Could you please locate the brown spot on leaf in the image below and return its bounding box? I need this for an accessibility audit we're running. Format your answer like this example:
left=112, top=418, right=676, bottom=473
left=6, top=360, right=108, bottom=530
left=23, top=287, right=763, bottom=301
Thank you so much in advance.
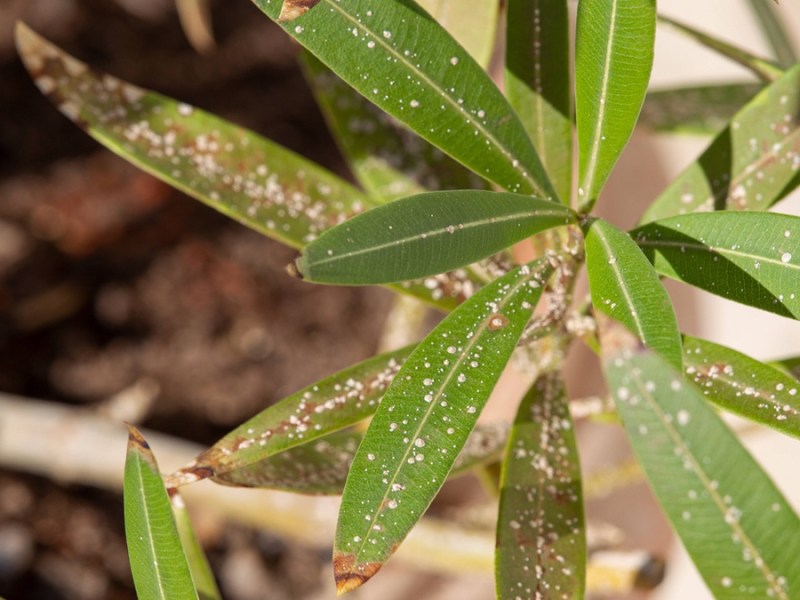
left=487, top=313, right=509, bottom=331
left=333, top=552, right=383, bottom=595
left=126, top=423, right=150, bottom=450
left=278, top=0, right=321, bottom=22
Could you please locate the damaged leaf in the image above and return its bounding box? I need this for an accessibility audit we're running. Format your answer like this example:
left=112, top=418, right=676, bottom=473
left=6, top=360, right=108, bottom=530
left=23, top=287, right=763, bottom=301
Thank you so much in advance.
left=496, top=372, right=585, bottom=600
left=278, top=0, right=321, bottom=22
left=167, top=346, right=413, bottom=487
left=334, top=256, right=556, bottom=593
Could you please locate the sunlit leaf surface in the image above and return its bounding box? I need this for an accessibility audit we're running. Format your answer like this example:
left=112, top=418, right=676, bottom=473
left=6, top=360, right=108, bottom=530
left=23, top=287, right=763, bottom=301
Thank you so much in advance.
left=585, top=219, right=682, bottom=369
left=334, top=257, right=556, bottom=593
left=167, top=346, right=413, bottom=487
left=634, top=212, right=800, bottom=319
left=505, top=0, right=572, bottom=203
left=295, top=190, right=575, bottom=285
left=124, top=426, right=198, bottom=600
left=601, top=322, right=800, bottom=600
left=575, top=0, right=655, bottom=207
left=213, top=423, right=508, bottom=494
left=684, top=336, right=800, bottom=439
left=251, top=0, right=557, bottom=200
left=641, top=65, right=800, bottom=222
left=496, top=372, right=585, bottom=600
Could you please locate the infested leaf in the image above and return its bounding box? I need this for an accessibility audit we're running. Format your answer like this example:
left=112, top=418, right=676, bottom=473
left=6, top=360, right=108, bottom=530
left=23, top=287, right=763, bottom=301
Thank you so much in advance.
left=505, top=0, right=572, bottom=204
left=213, top=423, right=508, bottom=495
left=640, top=64, right=800, bottom=222
left=496, top=372, right=585, bottom=600
left=633, top=212, right=800, bottom=319
left=300, top=52, right=489, bottom=203
left=659, top=15, right=783, bottom=82
left=251, top=0, right=558, bottom=200
left=640, top=83, right=763, bottom=135
left=334, top=256, right=556, bottom=593
left=575, top=0, right=656, bottom=209
left=585, top=218, right=682, bottom=369
left=600, top=320, right=800, bottom=600
left=294, top=190, right=575, bottom=285
left=124, top=426, right=198, bottom=600
left=683, top=336, right=800, bottom=439
left=171, top=493, right=221, bottom=600
left=167, top=346, right=414, bottom=487
left=14, top=23, right=465, bottom=311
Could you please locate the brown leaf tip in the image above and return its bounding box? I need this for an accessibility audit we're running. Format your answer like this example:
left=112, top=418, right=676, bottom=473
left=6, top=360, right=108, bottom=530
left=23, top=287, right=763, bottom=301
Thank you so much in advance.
left=278, top=0, right=321, bottom=22
left=126, top=423, right=150, bottom=450
left=333, top=553, right=383, bottom=595
left=285, top=258, right=304, bottom=280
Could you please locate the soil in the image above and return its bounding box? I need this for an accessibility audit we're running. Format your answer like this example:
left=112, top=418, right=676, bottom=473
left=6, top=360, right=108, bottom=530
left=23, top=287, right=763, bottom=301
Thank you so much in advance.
left=0, top=1, right=394, bottom=598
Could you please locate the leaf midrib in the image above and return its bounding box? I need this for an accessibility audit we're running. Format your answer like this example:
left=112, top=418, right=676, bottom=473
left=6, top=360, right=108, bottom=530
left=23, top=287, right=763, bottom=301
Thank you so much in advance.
left=309, top=207, right=569, bottom=268
left=131, top=455, right=171, bottom=600
left=637, top=237, right=800, bottom=272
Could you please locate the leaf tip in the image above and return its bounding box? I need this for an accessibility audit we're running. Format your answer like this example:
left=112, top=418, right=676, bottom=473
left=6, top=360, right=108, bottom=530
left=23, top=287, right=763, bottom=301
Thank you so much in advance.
left=126, top=423, right=150, bottom=450
left=14, top=21, right=41, bottom=64
left=333, top=552, right=382, bottom=595
left=278, top=0, right=321, bottom=22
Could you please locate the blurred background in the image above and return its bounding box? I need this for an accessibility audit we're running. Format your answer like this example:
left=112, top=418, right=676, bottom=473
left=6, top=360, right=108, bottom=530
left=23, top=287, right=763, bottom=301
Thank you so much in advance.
left=0, top=1, right=799, bottom=599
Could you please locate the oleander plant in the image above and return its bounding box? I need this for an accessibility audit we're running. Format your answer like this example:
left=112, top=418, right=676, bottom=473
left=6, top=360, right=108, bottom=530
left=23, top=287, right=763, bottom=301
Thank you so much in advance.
left=16, top=0, right=800, bottom=598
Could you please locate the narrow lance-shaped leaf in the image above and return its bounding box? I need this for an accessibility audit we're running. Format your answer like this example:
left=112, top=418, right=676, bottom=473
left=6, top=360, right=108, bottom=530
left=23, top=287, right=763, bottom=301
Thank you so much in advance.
left=124, top=426, right=198, bottom=600
left=575, top=0, right=655, bottom=210
left=171, top=493, right=221, bottom=600
left=633, top=212, right=800, bottom=319
left=600, top=320, right=800, bottom=600
left=294, top=190, right=575, bottom=285
left=166, top=346, right=414, bottom=487
left=300, top=52, right=489, bottom=204
left=683, top=336, right=800, bottom=440
left=505, top=0, right=572, bottom=203
left=251, top=0, right=558, bottom=200
left=585, top=218, right=682, bottom=369
left=659, top=16, right=783, bottom=82
left=334, top=256, right=557, bottom=593
left=747, top=0, right=798, bottom=68
left=415, top=0, right=500, bottom=69
left=496, top=372, right=585, bottom=600
left=639, top=83, right=763, bottom=136
left=13, top=24, right=466, bottom=311
left=213, top=423, right=508, bottom=495
left=640, top=64, right=800, bottom=222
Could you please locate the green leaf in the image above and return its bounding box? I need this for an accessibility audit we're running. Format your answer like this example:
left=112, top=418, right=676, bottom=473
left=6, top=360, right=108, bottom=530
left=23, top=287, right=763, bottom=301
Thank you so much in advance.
left=213, top=423, right=508, bottom=494
left=294, top=190, right=575, bottom=285
left=600, top=322, right=800, bottom=600
left=585, top=219, right=682, bottom=369
left=683, top=336, right=800, bottom=440
left=640, top=64, right=800, bottom=223
left=747, top=0, right=797, bottom=68
left=496, top=372, right=585, bottom=600
left=251, top=0, right=558, bottom=200
left=659, top=16, right=784, bottom=82
left=505, top=0, right=572, bottom=203
left=633, top=212, right=800, bottom=319
left=300, top=52, right=489, bottom=203
left=415, top=0, right=500, bottom=68
left=171, top=493, right=221, bottom=600
left=124, top=426, right=198, bottom=600
left=333, top=257, right=555, bottom=593
left=167, top=346, right=414, bottom=487
left=13, top=23, right=468, bottom=311
left=640, top=83, right=763, bottom=135
left=575, top=0, right=656, bottom=209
